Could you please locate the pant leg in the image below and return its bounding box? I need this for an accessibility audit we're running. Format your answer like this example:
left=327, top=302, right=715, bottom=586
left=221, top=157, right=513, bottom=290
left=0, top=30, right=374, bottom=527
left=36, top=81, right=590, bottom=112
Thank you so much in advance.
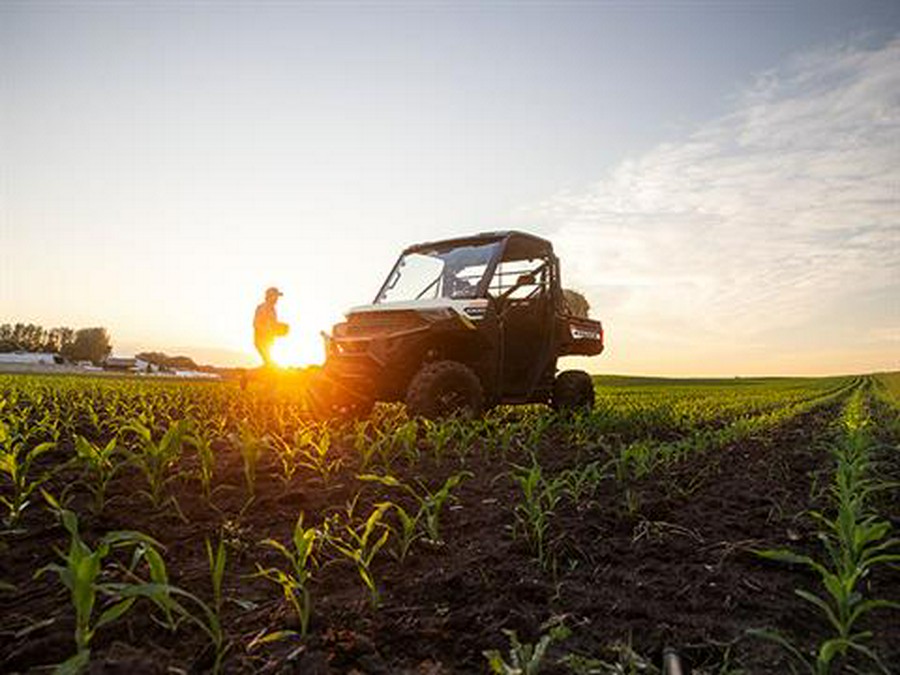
left=255, top=338, right=274, bottom=367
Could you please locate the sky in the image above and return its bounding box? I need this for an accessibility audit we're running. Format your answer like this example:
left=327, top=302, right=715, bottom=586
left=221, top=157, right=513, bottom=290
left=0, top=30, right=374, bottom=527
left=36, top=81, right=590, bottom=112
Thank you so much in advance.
left=1, top=1, right=898, bottom=376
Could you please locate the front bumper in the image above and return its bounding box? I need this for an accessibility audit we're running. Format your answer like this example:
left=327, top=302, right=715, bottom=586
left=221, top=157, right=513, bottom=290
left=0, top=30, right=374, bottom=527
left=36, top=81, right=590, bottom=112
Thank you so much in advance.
left=321, top=324, right=431, bottom=398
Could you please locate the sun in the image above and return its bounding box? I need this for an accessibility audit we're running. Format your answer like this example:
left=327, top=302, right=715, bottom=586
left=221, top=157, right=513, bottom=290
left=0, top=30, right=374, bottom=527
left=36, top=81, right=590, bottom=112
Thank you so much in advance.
left=269, top=329, right=325, bottom=368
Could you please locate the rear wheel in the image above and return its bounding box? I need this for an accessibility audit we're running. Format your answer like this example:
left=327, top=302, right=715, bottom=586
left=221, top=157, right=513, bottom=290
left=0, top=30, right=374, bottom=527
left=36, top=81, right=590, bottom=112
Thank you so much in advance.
left=406, top=360, right=484, bottom=420
left=552, top=370, right=595, bottom=412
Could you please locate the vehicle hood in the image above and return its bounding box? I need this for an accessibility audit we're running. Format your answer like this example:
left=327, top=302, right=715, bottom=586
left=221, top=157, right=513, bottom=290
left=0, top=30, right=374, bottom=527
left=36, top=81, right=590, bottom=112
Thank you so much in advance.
left=346, top=298, right=489, bottom=317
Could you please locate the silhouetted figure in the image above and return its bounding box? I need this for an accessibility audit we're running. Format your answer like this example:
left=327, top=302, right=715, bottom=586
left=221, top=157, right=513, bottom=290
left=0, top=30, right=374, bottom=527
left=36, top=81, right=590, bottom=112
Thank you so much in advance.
left=254, top=287, right=289, bottom=367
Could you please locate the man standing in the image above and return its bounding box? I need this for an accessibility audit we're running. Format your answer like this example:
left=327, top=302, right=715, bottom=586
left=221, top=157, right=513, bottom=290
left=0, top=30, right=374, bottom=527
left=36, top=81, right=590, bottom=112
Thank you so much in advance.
left=254, top=286, right=289, bottom=367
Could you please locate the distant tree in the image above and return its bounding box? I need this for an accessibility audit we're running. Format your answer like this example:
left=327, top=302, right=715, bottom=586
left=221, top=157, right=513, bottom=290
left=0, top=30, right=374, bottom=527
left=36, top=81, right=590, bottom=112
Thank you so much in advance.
left=2, top=323, right=44, bottom=351
left=0, top=323, right=79, bottom=354
left=136, top=351, right=199, bottom=371
left=0, top=324, right=13, bottom=352
left=168, top=355, right=200, bottom=370
left=63, top=327, right=112, bottom=365
left=56, top=327, right=75, bottom=354
left=29, top=324, right=46, bottom=351
left=563, top=289, right=591, bottom=318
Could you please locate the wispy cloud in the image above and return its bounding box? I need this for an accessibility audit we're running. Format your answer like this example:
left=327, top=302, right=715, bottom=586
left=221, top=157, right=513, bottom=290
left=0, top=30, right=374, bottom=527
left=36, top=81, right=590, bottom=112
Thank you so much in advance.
left=527, top=36, right=900, bottom=374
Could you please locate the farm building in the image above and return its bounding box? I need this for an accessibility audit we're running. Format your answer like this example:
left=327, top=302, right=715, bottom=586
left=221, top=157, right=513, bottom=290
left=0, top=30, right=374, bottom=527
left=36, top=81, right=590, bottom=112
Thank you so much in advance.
left=103, top=356, right=137, bottom=371
left=0, top=352, right=63, bottom=365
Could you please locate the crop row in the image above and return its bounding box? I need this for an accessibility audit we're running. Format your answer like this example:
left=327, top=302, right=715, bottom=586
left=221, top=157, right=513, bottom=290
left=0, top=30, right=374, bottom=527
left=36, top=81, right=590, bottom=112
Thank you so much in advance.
left=753, top=380, right=899, bottom=674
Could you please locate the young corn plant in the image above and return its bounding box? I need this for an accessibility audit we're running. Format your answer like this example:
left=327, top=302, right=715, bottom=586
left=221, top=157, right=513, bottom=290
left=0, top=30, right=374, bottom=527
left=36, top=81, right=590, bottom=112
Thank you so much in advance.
left=0, top=420, right=56, bottom=525
left=752, top=543, right=898, bottom=674
left=350, top=419, right=380, bottom=471
left=201, top=536, right=231, bottom=672
left=121, top=417, right=188, bottom=508
left=367, top=426, right=400, bottom=471
left=323, top=503, right=391, bottom=608
left=484, top=417, right=519, bottom=459
left=510, top=457, right=565, bottom=570
left=299, top=424, right=343, bottom=484
left=557, top=460, right=604, bottom=504
left=382, top=500, right=420, bottom=562
left=121, top=537, right=230, bottom=674
left=358, top=470, right=472, bottom=545
left=73, top=435, right=121, bottom=514
left=35, top=508, right=173, bottom=673
left=228, top=422, right=267, bottom=499
left=609, top=441, right=658, bottom=516
left=268, top=429, right=304, bottom=483
left=255, top=513, right=318, bottom=636
left=523, top=414, right=553, bottom=455
left=390, top=419, right=421, bottom=465
left=186, top=425, right=217, bottom=500
left=453, top=420, right=484, bottom=462
left=422, top=418, right=458, bottom=465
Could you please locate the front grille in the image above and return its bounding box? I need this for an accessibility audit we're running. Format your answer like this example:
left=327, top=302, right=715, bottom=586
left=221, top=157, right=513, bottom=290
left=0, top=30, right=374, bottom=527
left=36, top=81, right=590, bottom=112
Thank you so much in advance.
left=345, top=311, right=423, bottom=336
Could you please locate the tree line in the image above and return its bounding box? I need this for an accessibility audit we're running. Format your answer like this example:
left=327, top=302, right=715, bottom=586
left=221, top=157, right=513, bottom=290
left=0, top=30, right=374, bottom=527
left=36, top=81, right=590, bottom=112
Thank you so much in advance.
left=0, top=323, right=112, bottom=364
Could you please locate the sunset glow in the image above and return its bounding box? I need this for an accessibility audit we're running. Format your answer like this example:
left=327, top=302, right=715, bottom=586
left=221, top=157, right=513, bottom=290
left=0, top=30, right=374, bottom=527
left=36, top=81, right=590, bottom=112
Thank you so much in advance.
left=269, top=327, right=326, bottom=369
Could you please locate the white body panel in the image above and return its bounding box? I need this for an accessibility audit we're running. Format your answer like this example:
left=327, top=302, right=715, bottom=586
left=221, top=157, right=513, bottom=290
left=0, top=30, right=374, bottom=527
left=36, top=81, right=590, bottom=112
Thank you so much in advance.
left=347, top=298, right=489, bottom=316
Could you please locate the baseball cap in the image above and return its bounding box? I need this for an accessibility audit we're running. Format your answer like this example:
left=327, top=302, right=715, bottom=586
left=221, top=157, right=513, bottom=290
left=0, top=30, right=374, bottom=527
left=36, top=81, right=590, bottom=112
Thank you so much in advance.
left=265, top=286, right=283, bottom=297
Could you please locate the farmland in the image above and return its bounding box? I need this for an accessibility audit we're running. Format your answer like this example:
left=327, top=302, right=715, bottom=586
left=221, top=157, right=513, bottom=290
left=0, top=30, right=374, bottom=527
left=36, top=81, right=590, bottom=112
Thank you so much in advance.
left=1, top=372, right=898, bottom=674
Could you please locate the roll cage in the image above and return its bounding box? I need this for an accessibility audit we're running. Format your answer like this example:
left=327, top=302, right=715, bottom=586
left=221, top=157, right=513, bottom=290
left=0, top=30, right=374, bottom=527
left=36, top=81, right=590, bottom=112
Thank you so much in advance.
left=374, top=231, right=560, bottom=306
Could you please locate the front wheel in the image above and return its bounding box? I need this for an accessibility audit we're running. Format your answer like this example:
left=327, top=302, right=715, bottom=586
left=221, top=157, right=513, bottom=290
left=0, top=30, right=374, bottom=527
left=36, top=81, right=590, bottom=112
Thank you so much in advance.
left=552, top=370, right=595, bottom=412
left=406, top=360, right=484, bottom=420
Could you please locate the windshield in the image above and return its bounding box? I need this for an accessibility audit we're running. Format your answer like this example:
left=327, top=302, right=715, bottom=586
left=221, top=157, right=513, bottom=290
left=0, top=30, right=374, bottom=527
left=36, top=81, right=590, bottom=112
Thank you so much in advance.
left=376, top=241, right=502, bottom=303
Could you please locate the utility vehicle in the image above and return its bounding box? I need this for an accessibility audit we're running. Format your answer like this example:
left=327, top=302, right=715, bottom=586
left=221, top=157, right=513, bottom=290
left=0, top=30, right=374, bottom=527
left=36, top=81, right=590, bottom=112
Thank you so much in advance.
left=311, top=231, right=603, bottom=419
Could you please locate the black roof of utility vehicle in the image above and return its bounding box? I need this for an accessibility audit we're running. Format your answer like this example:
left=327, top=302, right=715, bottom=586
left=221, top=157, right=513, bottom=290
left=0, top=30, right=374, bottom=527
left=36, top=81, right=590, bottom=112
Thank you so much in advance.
left=404, top=231, right=553, bottom=261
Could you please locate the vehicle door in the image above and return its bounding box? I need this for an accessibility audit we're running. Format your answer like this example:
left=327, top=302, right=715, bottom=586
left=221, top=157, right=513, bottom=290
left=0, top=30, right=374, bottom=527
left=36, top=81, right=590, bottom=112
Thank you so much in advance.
left=488, top=254, right=555, bottom=395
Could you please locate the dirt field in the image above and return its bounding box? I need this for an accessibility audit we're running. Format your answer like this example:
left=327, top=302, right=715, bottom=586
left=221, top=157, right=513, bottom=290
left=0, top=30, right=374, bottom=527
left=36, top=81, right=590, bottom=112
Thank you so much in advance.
left=1, top=375, right=898, bottom=674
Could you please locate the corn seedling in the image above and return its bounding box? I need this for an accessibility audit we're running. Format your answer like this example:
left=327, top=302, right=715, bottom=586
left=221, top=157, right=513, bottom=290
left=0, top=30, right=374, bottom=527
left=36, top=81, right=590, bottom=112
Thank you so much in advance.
left=557, top=460, right=604, bottom=504
left=121, top=417, right=188, bottom=508
left=0, top=419, right=56, bottom=525
left=117, top=535, right=229, bottom=672
left=35, top=508, right=172, bottom=673
left=350, top=419, right=380, bottom=471
left=228, top=421, right=266, bottom=498
left=73, top=435, right=121, bottom=514
left=510, top=457, right=564, bottom=570
left=358, top=470, right=471, bottom=545
left=485, top=418, right=519, bottom=459
left=422, top=418, right=458, bottom=465
left=384, top=500, right=420, bottom=562
left=520, top=414, right=553, bottom=456
left=299, top=424, right=342, bottom=484
left=324, top=503, right=391, bottom=608
left=200, top=536, right=231, bottom=671
left=186, top=426, right=217, bottom=500
left=255, top=513, right=318, bottom=636
left=268, top=429, right=304, bottom=483
left=391, top=419, right=420, bottom=464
